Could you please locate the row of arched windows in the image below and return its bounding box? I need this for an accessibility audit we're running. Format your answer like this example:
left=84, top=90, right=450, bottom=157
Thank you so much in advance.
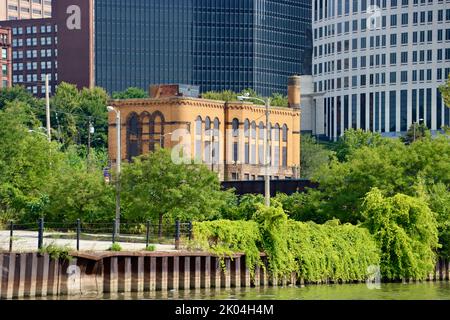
left=126, top=111, right=165, bottom=161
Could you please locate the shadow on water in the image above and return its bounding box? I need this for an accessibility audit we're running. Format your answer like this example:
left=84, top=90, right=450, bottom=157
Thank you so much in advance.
left=27, top=282, right=450, bottom=300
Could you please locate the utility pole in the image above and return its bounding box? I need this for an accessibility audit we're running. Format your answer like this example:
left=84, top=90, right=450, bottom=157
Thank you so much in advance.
left=45, top=74, right=51, bottom=142
left=107, top=106, right=121, bottom=238
left=87, top=117, right=93, bottom=169
left=264, top=98, right=271, bottom=207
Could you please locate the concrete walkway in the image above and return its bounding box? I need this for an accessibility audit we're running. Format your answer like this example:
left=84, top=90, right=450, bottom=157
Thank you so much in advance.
left=0, top=230, right=176, bottom=252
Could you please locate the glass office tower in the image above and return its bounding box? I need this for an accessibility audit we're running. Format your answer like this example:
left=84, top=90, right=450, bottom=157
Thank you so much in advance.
left=312, top=0, right=450, bottom=140
left=94, top=0, right=312, bottom=96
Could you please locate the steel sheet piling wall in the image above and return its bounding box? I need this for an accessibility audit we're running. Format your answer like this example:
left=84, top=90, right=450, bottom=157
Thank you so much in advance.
left=1, top=252, right=449, bottom=299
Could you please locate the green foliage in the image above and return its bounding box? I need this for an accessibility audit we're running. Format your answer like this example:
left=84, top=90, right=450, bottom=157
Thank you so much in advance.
left=439, top=73, right=450, bottom=108
left=201, top=89, right=289, bottom=107
left=43, top=147, right=115, bottom=224
left=202, top=90, right=238, bottom=102
left=401, top=122, right=430, bottom=145
left=221, top=194, right=264, bottom=221
left=300, top=134, right=334, bottom=179
left=306, top=133, right=450, bottom=224
left=0, top=103, right=65, bottom=221
left=334, top=129, right=385, bottom=162
left=110, top=243, right=122, bottom=252
left=362, top=188, right=439, bottom=280
left=39, top=244, right=73, bottom=261
left=51, top=83, right=109, bottom=150
left=193, top=204, right=380, bottom=282
left=112, top=87, right=148, bottom=99
left=121, top=148, right=230, bottom=223
left=274, top=191, right=330, bottom=223
left=191, top=220, right=262, bottom=275
left=0, top=86, right=44, bottom=113
left=422, top=183, right=450, bottom=259
left=145, top=245, right=156, bottom=252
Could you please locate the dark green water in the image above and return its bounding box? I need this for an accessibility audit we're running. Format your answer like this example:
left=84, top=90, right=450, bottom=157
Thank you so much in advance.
left=53, top=282, right=450, bottom=300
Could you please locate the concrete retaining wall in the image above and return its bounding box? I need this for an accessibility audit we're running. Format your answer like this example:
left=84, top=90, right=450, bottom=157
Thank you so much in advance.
left=1, top=252, right=449, bottom=299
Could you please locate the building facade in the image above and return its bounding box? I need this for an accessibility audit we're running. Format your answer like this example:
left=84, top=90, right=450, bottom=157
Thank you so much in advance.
left=2, top=0, right=312, bottom=97
left=0, top=0, right=52, bottom=21
left=313, top=0, right=450, bottom=140
left=95, top=0, right=312, bottom=96
left=108, top=78, right=302, bottom=181
left=0, top=0, right=94, bottom=97
left=0, top=27, right=12, bottom=89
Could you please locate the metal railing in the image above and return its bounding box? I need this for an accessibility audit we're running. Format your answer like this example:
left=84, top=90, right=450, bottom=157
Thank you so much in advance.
left=0, top=219, right=193, bottom=252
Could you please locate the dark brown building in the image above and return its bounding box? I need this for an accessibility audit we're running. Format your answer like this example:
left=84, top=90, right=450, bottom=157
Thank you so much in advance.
left=0, top=0, right=94, bottom=97
left=0, top=27, right=12, bottom=89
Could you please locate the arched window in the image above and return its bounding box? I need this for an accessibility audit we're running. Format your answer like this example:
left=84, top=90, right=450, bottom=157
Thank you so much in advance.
left=259, top=122, right=265, bottom=140
left=213, top=118, right=220, bottom=164
left=205, top=117, right=211, bottom=131
left=204, top=117, right=212, bottom=163
left=258, top=122, right=264, bottom=165
left=251, top=121, right=257, bottom=139
left=244, top=119, right=250, bottom=137
left=274, top=124, right=280, bottom=142
left=126, top=112, right=141, bottom=161
left=195, top=116, right=203, bottom=136
left=251, top=122, right=257, bottom=164
left=195, top=116, right=202, bottom=160
left=232, top=118, right=239, bottom=137
left=140, top=112, right=151, bottom=152
left=150, top=111, right=165, bottom=151
left=282, top=124, right=288, bottom=142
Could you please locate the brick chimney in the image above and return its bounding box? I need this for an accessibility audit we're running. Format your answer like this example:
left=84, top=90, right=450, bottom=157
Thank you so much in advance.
left=288, top=75, right=301, bottom=109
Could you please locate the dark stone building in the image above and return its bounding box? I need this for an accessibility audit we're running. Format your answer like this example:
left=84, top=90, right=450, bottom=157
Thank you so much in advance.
left=1, top=0, right=312, bottom=97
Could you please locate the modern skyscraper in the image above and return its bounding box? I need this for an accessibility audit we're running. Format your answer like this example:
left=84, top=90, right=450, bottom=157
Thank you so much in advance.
left=95, top=0, right=312, bottom=96
left=0, top=0, right=52, bottom=21
left=1, top=0, right=312, bottom=97
left=312, top=0, right=450, bottom=140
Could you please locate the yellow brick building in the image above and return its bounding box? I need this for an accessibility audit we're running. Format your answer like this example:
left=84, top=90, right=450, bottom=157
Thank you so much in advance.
left=108, top=77, right=302, bottom=181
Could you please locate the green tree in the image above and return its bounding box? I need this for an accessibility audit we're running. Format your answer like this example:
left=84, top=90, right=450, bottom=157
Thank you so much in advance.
left=401, top=122, right=430, bottom=145
left=51, top=82, right=109, bottom=150
left=0, top=86, right=44, bottom=111
left=121, top=149, right=230, bottom=234
left=112, top=87, right=148, bottom=99
left=274, top=191, right=330, bottom=223
left=439, top=73, right=450, bottom=108
left=43, top=147, right=114, bottom=223
left=300, top=134, right=334, bottom=178
left=0, top=102, right=65, bottom=222
left=362, top=188, right=438, bottom=280
left=221, top=194, right=264, bottom=221
left=334, top=129, right=385, bottom=162
left=78, top=87, right=109, bottom=150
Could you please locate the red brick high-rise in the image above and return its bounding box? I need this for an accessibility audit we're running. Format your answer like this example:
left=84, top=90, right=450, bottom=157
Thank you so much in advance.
left=0, top=27, right=12, bottom=89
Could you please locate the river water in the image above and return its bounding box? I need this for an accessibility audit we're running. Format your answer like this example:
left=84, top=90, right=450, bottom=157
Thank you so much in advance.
left=46, top=282, right=450, bottom=300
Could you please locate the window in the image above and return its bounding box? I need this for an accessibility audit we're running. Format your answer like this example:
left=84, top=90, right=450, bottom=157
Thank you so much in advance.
left=232, top=119, right=239, bottom=137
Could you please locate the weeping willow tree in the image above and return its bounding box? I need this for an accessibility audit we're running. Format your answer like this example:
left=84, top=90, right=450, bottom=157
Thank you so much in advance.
left=362, top=188, right=439, bottom=280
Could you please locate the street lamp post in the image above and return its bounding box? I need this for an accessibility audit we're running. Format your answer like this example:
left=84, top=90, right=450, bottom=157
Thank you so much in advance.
left=413, top=118, right=425, bottom=142
left=107, top=106, right=121, bottom=237
left=237, top=93, right=271, bottom=207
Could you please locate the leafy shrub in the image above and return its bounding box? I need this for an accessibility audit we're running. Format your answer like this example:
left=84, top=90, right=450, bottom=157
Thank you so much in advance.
left=191, top=220, right=262, bottom=275
left=109, top=243, right=122, bottom=252
left=362, top=188, right=439, bottom=280
left=193, top=205, right=380, bottom=282
left=145, top=245, right=156, bottom=252
left=39, top=243, right=72, bottom=261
